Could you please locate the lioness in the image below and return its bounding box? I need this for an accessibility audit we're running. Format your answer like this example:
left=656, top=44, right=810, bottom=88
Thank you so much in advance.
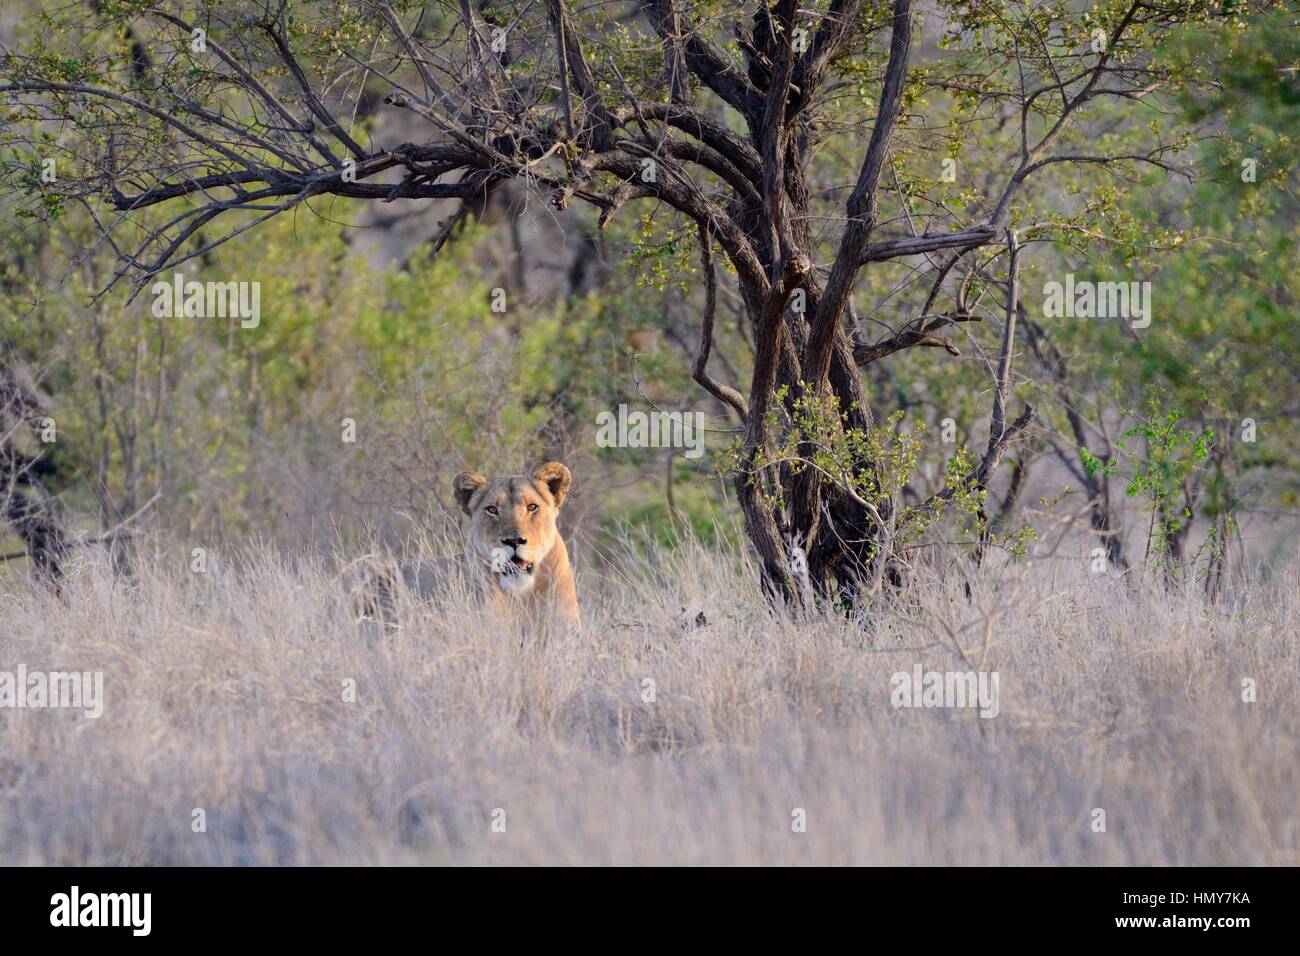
left=392, top=461, right=580, bottom=627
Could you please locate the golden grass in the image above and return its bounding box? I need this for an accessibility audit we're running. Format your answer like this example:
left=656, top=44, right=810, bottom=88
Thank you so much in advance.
left=1, top=536, right=1296, bottom=865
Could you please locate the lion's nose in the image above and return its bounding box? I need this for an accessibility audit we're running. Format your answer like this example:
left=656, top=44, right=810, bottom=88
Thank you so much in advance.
left=501, top=536, right=526, bottom=548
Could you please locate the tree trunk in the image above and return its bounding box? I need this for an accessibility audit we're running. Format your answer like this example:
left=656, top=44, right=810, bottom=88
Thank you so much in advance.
left=1, top=363, right=69, bottom=585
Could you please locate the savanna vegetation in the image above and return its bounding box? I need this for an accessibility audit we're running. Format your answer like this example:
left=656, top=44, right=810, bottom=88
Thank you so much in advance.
left=0, top=1, right=1296, bottom=865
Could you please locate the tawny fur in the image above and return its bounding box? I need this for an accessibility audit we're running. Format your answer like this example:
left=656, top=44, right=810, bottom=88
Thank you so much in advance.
left=395, top=462, right=580, bottom=628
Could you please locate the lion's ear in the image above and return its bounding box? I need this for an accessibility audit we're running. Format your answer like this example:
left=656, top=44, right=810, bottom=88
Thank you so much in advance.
left=452, top=471, right=488, bottom=515
left=532, top=461, right=572, bottom=509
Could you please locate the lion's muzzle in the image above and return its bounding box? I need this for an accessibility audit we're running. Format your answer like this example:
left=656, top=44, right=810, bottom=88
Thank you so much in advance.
left=490, top=545, right=536, bottom=577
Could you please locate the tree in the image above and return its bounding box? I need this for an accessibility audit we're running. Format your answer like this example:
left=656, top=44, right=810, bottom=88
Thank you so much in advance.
left=1, top=0, right=1258, bottom=600
left=1008, top=6, right=1300, bottom=585
left=1, top=357, right=68, bottom=580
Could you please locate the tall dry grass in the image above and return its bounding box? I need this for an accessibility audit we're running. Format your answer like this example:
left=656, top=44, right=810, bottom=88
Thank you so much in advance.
left=0, top=533, right=1296, bottom=865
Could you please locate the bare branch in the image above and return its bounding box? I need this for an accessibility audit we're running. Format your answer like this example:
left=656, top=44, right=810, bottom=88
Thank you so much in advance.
left=804, top=0, right=915, bottom=388
left=692, top=230, right=749, bottom=422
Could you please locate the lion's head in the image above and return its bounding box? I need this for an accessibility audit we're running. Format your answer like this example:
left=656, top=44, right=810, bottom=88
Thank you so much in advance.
left=452, top=462, right=572, bottom=598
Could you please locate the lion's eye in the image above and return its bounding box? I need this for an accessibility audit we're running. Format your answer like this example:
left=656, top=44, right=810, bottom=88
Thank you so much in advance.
left=527, top=503, right=539, bottom=514
left=486, top=505, right=499, bottom=516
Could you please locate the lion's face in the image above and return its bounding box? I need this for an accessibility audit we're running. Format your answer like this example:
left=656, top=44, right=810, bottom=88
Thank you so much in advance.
left=453, top=462, right=572, bottom=597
